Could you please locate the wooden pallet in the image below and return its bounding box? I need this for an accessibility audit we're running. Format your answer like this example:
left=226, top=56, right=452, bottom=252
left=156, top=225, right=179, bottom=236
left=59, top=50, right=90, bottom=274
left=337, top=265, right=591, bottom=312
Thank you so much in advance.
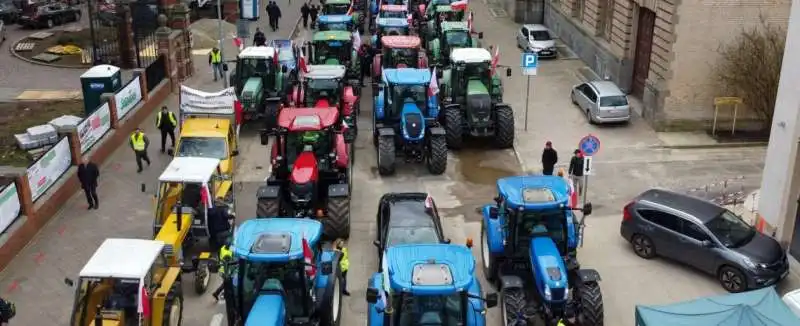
left=15, top=42, right=36, bottom=52
left=28, top=32, right=54, bottom=40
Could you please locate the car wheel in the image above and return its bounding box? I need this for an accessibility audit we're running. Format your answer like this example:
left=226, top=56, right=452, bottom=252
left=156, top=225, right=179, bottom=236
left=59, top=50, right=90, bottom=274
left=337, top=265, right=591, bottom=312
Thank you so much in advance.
left=718, top=266, right=747, bottom=293
left=586, top=110, right=595, bottom=124
left=570, top=90, right=577, bottom=105
left=47, top=19, right=53, bottom=28
left=631, top=234, right=656, bottom=259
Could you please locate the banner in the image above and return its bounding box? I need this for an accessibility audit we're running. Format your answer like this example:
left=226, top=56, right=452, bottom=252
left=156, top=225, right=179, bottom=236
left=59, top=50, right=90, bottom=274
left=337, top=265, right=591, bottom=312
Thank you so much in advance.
left=78, top=102, right=112, bottom=153
left=0, top=184, right=21, bottom=234
left=240, top=0, right=259, bottom=20
left=115, top=76, right=142, bottom=119
left=27, top=138, right=72, bottom=202
left=180, top=85, right=237, bottom=114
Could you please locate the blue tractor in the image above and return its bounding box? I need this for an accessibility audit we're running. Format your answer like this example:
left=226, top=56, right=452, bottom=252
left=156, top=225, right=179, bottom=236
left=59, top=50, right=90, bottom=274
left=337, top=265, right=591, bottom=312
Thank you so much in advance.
left=373, top=68, right=447, bottom=175
left=480, top=176, right=604, bottom=326
left=365, top=243, right=499, bottom=326
left=317, top=14, right=357, bottom=32
left=216, top=218, right=343, bottom=326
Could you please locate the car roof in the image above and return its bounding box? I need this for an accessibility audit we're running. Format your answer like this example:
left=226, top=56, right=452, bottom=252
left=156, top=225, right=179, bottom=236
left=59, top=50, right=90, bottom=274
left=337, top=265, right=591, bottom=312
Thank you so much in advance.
left=313, top=30, right=351, bottom=41
left=497, top=175, right=570, bottom=210
left=635, top=189, right=725, bottom=223
left=450, top=47, right=492, bottom=63
left=232, top=218, right=323, bottom=263
left=387, top=244, right=474, bottom=295
left=381, top=35, right=421, bottom=48
left=179, top=119, right=230, bottom=138
left=588, top=81, right=625, bottom=97
left=377, top=17, right=409, bottom=27
left=383, top=68, right=431, bottom=85
left=304, top=64, right=347, bottom=79
left=441, top=21, right=469, bottom=31
left=277, top=107, right=340, bottom=131
left=79, top=238, right=165, bottom=279
left=318, top=14, right=352, bottom=23
left=523, top=24, right=549, bottom=31
left=238, top=46, right=276, bottom=59
left=158, top=157, right=221, bottom=183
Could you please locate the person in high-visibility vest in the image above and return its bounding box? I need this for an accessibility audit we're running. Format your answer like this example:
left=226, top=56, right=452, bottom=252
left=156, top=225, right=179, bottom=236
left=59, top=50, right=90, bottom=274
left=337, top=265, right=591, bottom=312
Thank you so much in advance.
left=334, top=239, right=350, bottom=296
left=129, top=128, right=150, bottom=173
left=212, top=243, right=234, bottom=301
left=155, top=106, right=177, bottom=153
left=208, top=47, right=223, bottom=82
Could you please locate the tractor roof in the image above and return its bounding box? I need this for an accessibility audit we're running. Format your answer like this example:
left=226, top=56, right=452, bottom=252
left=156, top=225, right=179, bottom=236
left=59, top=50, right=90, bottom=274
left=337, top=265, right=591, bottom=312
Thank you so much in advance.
left=450, top=47, right=492, bottom=63
left=381, top=35, right=421, bottom=48
left=441, top=21, right=469, bottom=31
left=318, top=14, right=352, bottom=23
left=79, top=238, right=165, bottom=279
left=313, top=30, right=352, bottom=41
left=434, top=5, right=455, bottom=12
left=325, top=0, right=350, bottom=4
left=278, top=108, right=340, bottom=131
left=431, top=0, right=455, bottom=4
left=377, top=17, right=409, bottom=27
left=232, top=218, right=323, bottom=263
left=381, top=4, right=407, bottom=11
left=386, top=244, right=475, bottom=295
left=158, top=157, right=221, bottom=184
left=239, top=46, right=276, bottom=59
left=304, top=65, right=347, bottom=79
left=497, top=175, right=570, bottom=210
left=383, top=68, right=431, bottom=85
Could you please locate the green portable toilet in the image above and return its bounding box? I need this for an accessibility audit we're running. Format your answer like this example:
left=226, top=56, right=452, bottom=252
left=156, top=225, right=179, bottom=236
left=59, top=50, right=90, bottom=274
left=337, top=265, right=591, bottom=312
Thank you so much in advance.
left=80, top=64, right=122, bottom=115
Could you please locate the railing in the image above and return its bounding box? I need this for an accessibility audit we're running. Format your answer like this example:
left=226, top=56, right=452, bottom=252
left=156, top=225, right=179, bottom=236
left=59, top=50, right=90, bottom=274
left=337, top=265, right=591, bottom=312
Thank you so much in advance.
left=146, top=54, right=167, bottom=92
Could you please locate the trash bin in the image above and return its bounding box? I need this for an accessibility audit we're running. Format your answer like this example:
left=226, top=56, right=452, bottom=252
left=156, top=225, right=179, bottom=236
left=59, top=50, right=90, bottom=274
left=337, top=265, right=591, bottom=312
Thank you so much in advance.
left=80, top=64, right=122, bottom=115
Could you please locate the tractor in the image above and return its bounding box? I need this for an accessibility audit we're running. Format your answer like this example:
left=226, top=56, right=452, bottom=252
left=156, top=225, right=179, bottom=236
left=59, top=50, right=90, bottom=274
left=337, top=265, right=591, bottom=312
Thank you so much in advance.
left=290, top=64, right=360, bottom=136
left=65, top=239, right=183, bottom=326
left=480, top=175, right=604, bottom=326
left=372, top=35, right=428, bottom=81
left=373, top=68, right=447, bottom=175
left=153, top=157, right=236, bottom=295
left=257, top=108, right=352, bottom=239
left=365, top=243, right=499, bottom=326
left=421, top=0, right=465, bottom=44
left=307, top=31, right=361, bottom=81
left=370, top=17, right=411, bottom=53
left=439, top=47, right=514, bottom=149
left=370, top=0, right=406, bottom=17
left=317, top=14, right=356, bottom=32
left=229, top=46, right=289, bottom=129
left=322, top=0, right=364, bottom=33
left=214, top=218, right=342, bottom=326
left=427, top=21, right=481, bottom=66
left=369, top=4, right=409, bottom=33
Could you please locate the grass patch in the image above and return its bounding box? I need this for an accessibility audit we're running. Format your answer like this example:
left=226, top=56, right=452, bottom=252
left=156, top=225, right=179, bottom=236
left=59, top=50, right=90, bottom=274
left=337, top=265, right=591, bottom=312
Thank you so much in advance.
left=0, top=101, right=84, bottom=167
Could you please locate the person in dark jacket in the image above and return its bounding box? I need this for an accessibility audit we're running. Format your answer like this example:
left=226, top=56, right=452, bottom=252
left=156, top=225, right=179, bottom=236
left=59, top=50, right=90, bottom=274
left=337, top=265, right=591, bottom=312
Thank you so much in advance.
left=78, top=158, right=100, bottom=209
left=207, top=200, right=234, bottom=252
left=156, top=106, right=177, bottom=153
left=267, top=2, right=282, bottom=31
left=253, top=27, right=266, bottom=46
left=359, top=43, right=371, bottom=83
left=568, top=149, right=585, bottom=195
left=309, top=4, right=319, bottom=28
left=0, top=297, right=16, bottom=325
left=541, top=141, right=558, bottom=175
left=301, top=2, right=310, bottom=28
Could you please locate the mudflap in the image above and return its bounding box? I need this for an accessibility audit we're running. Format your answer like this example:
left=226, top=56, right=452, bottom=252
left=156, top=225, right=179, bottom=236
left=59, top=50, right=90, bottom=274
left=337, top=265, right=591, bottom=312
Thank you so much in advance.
left=256, top=185, right=281, bottom=218
left=575, top=268, right=602, bottom=284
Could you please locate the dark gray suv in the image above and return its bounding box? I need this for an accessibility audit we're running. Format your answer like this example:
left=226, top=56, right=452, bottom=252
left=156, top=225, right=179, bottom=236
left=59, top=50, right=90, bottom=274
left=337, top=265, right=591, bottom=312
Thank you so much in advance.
left=620, top=189, right=788, bottom=293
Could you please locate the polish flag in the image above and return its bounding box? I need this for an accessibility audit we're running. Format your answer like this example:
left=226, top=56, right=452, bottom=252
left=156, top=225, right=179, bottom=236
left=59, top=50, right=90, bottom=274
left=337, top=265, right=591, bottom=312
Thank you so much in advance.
left=450, top=0, right=468, bottom=11
left=407, top=13, right=413, bottom=25
left=234, top=99, right=243, bottom=126
left=467, top=12, right=474, bottom=32
left=233, top=37, right=243, bottom=51
left=200, top=183, right=213, bottom=209
left=347, top=5, right=354, bottom=16
left=424, top=194, right=434, bottom=209
left=352, top=30, right=362, bottom=50
left=428, top=68, right=439, bottom=97
left=303, top=238, right=316, bottom=277
left=137, top=279, right=151, bottom=318
left=298, top=55, right=310, bottom=76
left=273, top=47, right=279, bottom=66
left=490, top=46, right=500, bottom=76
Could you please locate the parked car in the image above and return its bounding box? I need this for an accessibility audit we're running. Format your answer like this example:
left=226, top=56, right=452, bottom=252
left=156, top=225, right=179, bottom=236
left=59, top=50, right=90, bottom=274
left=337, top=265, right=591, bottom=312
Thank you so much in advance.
left=0, top=1, right=20, bottom=24
left=516, top=24, right=557, bottom=58
left=571, top=80, right=631, bottom=124
left=19, top=3, right=81, bottom=29
left=620, top=189, right=789, bottom=293
left=784, top=288, right=800, bottom=318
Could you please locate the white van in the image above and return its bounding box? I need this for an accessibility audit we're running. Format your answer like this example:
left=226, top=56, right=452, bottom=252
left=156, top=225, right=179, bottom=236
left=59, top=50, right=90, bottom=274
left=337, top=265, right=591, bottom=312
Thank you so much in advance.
left=783, top=288, right=800, bottom=317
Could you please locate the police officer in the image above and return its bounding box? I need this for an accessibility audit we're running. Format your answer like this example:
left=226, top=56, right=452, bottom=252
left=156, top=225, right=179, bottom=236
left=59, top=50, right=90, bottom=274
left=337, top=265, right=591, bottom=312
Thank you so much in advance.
left=156, top=106, right=177, bottom=153
left=129, top=128, right=151, bottom=173
left=334, top=239, right=350, bottom=296
left=208, top=47, right=223, bottom=82
left=212, top=242, right=234, bottom=301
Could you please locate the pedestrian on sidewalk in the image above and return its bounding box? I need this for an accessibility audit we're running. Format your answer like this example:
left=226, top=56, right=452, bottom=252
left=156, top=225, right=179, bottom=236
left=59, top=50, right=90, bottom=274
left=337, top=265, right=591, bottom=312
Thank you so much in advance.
left=541, top=141, right=558, bottom=175
left=156, top=106, right=177, bottom=153
left=0, top=297, right=15, bottom=325
left=301, top=2, right=310, bottom=28
left=334, top=239, right=350, bottom=296
left=568, top=149, right=585, bottom=196
left=359, top=43, right=371, bottom=83
left=130, top=128, right=151, bottom=173
left=309, top=4, right=319, bottom=28
left=253, top=27, right=266, bottom=46
left=208, top=47, right=223, bottom=82
left=78, top=158, right=100, bottom=210
left=267, top=1, right=282, bottom=31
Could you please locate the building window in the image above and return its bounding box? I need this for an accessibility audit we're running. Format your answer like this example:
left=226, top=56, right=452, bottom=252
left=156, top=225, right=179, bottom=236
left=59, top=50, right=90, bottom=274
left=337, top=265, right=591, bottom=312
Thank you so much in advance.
left=598, top=0, right=615, bottom=38
left=572, top=0, right=585, bottom=19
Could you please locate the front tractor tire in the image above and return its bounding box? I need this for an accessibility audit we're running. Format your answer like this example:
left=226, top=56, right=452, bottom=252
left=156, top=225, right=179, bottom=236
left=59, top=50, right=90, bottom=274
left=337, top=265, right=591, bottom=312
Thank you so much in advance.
left=377, top=136, right=396, bottom=175
left=324, top=196, right=351, bottom=240
left=480, top=220, right=498, bottom=284
left=577, top=281, right=604, bottom=326
left=256, top=196, right=280, bottom=218
left=494, top=105, right=514, bottom=149
left=501, top=287, right=533, bottom=326
left=426, top=135, right=447, bottom=175
left=163, top=283, right=184, bottom=326
left=444, top=106, right=464, bottom=149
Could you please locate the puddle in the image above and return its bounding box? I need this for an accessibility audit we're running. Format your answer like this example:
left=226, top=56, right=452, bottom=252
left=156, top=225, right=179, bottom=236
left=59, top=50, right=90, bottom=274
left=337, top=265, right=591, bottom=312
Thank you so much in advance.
left=455, top=149, right=518, bottom=185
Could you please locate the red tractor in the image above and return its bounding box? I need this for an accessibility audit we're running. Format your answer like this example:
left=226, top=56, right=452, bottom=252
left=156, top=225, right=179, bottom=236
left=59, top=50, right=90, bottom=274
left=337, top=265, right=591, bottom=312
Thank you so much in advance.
left=372, top=35, right=429, bottom=83
left=257, top=107, right=353, bottom=239
left=289, top=64, right=360, bottom=141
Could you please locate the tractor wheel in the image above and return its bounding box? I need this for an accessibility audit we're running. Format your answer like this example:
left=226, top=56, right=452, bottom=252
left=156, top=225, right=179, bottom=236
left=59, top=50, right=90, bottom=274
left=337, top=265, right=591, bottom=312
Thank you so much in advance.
left=194, top=263, right=210, bottom=294
left=257, top=197, right=280, bottom=218
left=426, top=135, right=447, bottom=175
left=494, top=106, right=515, bottom=149
left=444, top=107, right=463, bottom=149
left=322, top=269, right=344, bottom=326
left=576, top=281, right=604, bottom=326
left=377, top=136, right=396, bottom=175
left=501, top=288, right=532, bottom=326
left=265, top=102, right=279, bottom=130
left=162, top=283, right=184, bottom=326
left=480, top=220, right=498, bottom=284
left=324, top=196, right=351, bottom=240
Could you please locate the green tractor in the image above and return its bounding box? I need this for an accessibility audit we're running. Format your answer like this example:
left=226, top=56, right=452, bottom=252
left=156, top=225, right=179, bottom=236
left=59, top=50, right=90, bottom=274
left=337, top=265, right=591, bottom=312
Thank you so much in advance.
left=427, top=21, right=481, bottom=66
left=307, top=31, right=362, bottom=82
left=322, top=0, right=365, bottom=33
left=229, top=46, right=289, bottom=129
left=439, top=47, right=514, bottom=149
left=421, top=1, right=465, bottom=44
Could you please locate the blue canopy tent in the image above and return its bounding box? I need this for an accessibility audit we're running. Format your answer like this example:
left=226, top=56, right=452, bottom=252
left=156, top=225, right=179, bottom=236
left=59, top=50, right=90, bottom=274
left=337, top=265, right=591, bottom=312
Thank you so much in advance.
left=635, top=287, right=800, bottom=326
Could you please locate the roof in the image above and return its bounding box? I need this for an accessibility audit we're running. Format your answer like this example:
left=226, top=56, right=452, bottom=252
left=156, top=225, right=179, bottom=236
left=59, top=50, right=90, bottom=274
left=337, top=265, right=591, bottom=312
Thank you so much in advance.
left=523, top=24, right=549, bottom=31
left=79, top=238, right=165, bottom=279
left=434, top=5, right=455, bottom=12
left=377, top=17, right=409, bottom=27
left=238, top=46, right=276, bottom=59
left=158, top=157, right=221, bottom=183
left=450, top=48, right=492, bottom=63
left=431, top=0, right=455, bottom=4
left=588, top=81, right=625, bottom=97
left=80, top=64, right=120, bottom=78
left=303, top=65, right=347, bottom=79
left=232, top=218, right=323, bottom=263
left=180, top=119, right=230, bottom=138
left=386, top=244, right=475, bottom=295
left=636, top=189, right=725, bottom=223
left=381, top=35, right=421, bottom=48
left=441, top=21, right=469, bottom=31
left=318, top=14, right=352, bottom=23
left=380, top=4, right=407, bottom=11
left=313, top=30, right=352, bottom=41
left=277, top=108, right=340, bottom=131
left=383, top=68, right=431, bottom=85
left=268, top=39, right=293, bottom=49
left=496, top=175, right=570, bottom=210
left=388, top=199, right=436, bottom=228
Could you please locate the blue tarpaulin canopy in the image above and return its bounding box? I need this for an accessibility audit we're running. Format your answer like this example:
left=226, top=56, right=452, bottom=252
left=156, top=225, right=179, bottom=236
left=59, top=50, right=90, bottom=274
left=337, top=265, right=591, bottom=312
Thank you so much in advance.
left=635, top=287, right=800, bottom=326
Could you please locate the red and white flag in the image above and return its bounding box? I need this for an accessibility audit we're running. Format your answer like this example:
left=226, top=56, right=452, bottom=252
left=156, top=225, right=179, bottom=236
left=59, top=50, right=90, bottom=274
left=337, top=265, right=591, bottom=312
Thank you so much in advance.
left=302, top=238, right=316, bottom=277
left=450, top=0, right=468, bottom=11
left=424, top=194, right=434, bottom=209
left=298, top=54, right=310, bottom=76
left=347, top=4, right=354, bottom=16
left=428, top=67, right=439, bottom=97
left=233, top=37, right=243, bottom=51
left=467, top=12, right=474, bottom=32
left=234, top=99, right=243, bottom=126
left=352, top=30, right=362, bottom=50
left=137, top=279, right=151, bottom=319
left=273, top=47, right=279, bottom=66
left=490, top=46, right=500, bottom=75
left=200, top=183, right=213, bottom=209
left=407, top=13, right=413, bottom=25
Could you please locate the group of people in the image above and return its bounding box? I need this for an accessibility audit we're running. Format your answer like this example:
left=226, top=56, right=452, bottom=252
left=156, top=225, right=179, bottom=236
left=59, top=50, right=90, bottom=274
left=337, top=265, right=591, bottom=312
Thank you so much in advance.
left=541, top=141, right=586, bottom=195
left=300, top=2, right=321, bottom=29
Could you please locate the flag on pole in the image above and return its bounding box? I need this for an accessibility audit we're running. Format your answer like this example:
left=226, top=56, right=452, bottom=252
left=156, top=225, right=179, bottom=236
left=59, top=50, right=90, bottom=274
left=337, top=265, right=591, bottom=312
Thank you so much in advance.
left=407, top=13, right=413, bottom=25
left=233, top=37, right=243, bottom=51
left=200, top=183, right=213, bottom=209
left=490, top=46, right=500, bottom=76
left=298, top=55, right=310, bottom=76
left=302, top=238, right=316, bottom=277
left=234, top=99, right=243, bottom=126
left=450, top=0, right=468, bottom=11
left=352, top=30, right=362, bottom=50
left=467, top=12, right=474, bottom=32
left=137, top=278, right=151, bottom=319
left=379, top=253, right=391, bottom=307
left=428, top=68, right=439, bottom=97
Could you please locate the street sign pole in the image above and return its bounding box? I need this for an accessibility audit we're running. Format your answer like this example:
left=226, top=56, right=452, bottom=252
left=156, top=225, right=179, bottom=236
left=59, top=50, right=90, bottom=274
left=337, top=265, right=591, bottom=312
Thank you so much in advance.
left=521, top=53, right=538, bottom=131
left=577, top=134, right=600, bottom=224
left=525, top=75, right=531, bottom=131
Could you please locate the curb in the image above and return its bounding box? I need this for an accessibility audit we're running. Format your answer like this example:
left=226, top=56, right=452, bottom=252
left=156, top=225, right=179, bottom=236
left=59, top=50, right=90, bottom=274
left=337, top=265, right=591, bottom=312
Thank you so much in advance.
left=657, top=141, right=768, bottom=150
left=9, top=36, right=91, bottom=70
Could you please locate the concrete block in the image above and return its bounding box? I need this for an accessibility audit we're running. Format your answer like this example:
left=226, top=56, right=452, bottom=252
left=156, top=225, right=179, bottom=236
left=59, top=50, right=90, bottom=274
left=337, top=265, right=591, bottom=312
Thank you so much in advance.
left=49, top=115, right=82, bottom=131
left=15, top=133, right=38, bottom=150
left=26, top=124, right=57, bottom=141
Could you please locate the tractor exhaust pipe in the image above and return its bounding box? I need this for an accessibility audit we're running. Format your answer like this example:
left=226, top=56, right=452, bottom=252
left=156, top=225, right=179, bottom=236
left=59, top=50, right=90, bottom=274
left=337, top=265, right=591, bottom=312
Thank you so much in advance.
left=176, top=203, right=183, bottom=231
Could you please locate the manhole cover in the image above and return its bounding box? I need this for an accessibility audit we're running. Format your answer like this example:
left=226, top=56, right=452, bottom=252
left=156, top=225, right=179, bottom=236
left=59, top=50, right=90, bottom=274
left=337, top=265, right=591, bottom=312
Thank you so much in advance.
left=28, top=32, right=54, bottom=40
left=32, top=53, right=62, bottom=63
left=489, top=8, right=508, bottom=18
left=15, top=43, right=36, bottom=51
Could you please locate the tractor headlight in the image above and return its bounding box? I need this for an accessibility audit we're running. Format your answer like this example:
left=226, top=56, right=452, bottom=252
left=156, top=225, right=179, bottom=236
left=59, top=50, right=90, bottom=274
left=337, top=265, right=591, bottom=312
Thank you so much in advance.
left=543, top=285, right=552, bottom=301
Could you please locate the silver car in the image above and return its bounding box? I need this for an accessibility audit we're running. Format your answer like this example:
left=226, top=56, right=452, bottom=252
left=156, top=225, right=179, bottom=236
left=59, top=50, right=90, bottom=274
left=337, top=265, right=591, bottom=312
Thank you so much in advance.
left=516, top=24, right=557, bottom=58
left=570, top=81, right=631, bottom=124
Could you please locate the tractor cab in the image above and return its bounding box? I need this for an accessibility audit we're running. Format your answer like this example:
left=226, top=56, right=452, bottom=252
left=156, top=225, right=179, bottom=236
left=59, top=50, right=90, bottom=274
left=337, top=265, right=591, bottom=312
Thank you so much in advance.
left=422, top=2, right=465, bottom=42
left=230, top=46, right=286, bottom=126
left=66, top=239, right=183, bottom=326
left=366, top=244, right=498, bottom=326
left=322, top=0, right=351, bottom=15
left=373, top=36, right=427, bottom=79
left=317, top=14, right=355, bottom=32
left=375, top=68, right=437, bottom=123
left=219, top=218, right=340, bottom=326
left=372, top=18, right=411, bottom=50
left=309, top=31, right=355, bottom=65
left=291, top=65, right=360, bottom=131
left=371, top=4, right=409, bottom=32
left=445, top=48, right=504, bottom=104
left=428, top=21, right=481, bottom=66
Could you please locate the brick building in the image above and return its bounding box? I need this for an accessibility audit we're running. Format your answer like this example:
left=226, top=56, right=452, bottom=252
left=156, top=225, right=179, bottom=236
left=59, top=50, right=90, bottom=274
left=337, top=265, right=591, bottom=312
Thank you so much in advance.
left=543, top=0, right=791, bottom=130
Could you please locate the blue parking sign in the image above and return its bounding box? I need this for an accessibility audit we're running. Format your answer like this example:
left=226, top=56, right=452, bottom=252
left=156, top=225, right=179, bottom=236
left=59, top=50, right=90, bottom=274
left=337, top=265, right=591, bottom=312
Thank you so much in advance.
left=521, top=53, right=538, bottom=76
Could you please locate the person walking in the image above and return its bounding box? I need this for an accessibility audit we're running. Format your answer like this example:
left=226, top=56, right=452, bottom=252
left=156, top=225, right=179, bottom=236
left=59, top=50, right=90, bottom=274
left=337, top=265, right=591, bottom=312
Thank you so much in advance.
left=334, top=239, right=350, bottom=296
left=77, top=158, right=100, bottom=210
left=359, top=43, right=372, bottom=83
left=156, top=106, right=177, bottom=153
left=253, top=27, right=266, bottom=46
left=212, top=240, right=234, bottom=301
left=130, top=128, right=151, bottom=173
left=309, top=4, right=319, bottom=28
left=208, top=47, right=223, bottom=82
left=541, top=141, right=558, bottom=175
left=273, top=2, right=282, bottom=31
left=266, top=2, right=276, bottom=31
left=301, top=2, right=310, bottom=28
left=568, top=149, right=585, bottom=196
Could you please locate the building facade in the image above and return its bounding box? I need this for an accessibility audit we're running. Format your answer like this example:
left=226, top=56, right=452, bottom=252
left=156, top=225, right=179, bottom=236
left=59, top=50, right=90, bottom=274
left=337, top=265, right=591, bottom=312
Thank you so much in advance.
left=544, top=0, right=790, bottom=130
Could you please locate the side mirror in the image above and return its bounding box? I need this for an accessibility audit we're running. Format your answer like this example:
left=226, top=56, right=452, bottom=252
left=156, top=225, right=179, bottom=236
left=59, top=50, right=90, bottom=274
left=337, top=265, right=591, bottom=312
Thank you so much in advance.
left=436, top=69, right=443, bottom=79
left=321, top=261, right=333, bottom=275
left=64, top=278, right=74, bottom=287
left=444, top=238, right=451, bottom=244
left=373, top=240, right=381, bottom=249
left=485, top=293, right=498, bottom=308
left=282, top=65, right=288, bottom=73
left=231, top=150, right=239, bottom=157
left=478, top=32, right=483, bottom=39
left=366, top=288, right=379, bottom=303
left=465, top=237, right=473, bottom=248
left=488, top=207, right=499, bottom=219
left=166, top=148, right=175, bottom=156
left=583, top=202, right=593, bottom=216
left=506, top=67, right=512, bottom=77
left=222, top=63, right=229, bottom=72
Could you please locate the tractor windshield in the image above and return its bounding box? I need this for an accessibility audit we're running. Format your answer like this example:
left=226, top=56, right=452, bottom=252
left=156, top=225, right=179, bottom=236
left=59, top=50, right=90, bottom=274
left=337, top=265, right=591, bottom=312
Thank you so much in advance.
left=459, top=62, right=492, bottom=89
left=69, top=277, right=152, bottom=326
left=381, top=11, right=407, bottom=18
left=314, top=41, right=351, bottom=64
left=319, top=22, right=351, bottom=31
left=236, top=260, right=310, bottom=318
left=323, top=3, right=350, bottom=14
left=285, top=131, right=331, bottom=166
left=386, top=48, right=419, bottom=68
left=392, top=84, right=427, bottom=111
left=306, top=78, right=342, bottom=104
left=176, top=136, right=228, bottom=159
left=394, top=293, right=464, bottom=326
left=515, top=210, right=568, bottom=252
left=238, top=57, right=273, bottom=79
left=444, top=30, right=470, bottom=47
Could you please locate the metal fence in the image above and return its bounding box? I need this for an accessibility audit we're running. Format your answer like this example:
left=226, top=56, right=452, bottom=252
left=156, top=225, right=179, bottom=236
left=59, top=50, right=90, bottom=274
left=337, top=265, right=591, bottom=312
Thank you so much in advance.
left=130, top=1, right=161, bottom=68
left=145, top=54, right=167, bottom=92
left=686, top=176, right=748, bottom=207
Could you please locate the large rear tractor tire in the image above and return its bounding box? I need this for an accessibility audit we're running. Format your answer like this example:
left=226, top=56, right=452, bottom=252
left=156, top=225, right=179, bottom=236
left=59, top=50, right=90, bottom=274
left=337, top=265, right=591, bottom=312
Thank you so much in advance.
left=321, top=269, right=344, bottom=326
left=501, top=287, right=533, bottom=326
left=163, top=284, right=184, bottom=326
left=480, top=220, right=498, bottom=284
left=494, top=106, right=515, bottom=149
left=426, top=135, right=447, bottom=175
left=264, top=101, right=279, bottom=131
left=444, top=107, right=464, bottom=149
left=324, top=196, right=351, bottom=240
left=577, top=281, right=604, bottom=326
left=377, top=136, right=396, bottom=175
left=256, top=197, right=280, bottom=218
left=194, top=263, right=210, bottom=294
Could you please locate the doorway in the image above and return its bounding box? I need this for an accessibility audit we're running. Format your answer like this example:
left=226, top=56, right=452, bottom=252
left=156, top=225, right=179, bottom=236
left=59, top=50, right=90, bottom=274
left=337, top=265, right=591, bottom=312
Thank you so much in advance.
left=631, top=7, right=656, bottom=97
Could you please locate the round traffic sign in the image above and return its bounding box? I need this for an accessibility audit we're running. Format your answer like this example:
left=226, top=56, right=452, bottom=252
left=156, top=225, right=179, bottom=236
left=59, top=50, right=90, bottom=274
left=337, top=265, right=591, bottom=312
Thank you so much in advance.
left=579, top=134, right=601, bottom=156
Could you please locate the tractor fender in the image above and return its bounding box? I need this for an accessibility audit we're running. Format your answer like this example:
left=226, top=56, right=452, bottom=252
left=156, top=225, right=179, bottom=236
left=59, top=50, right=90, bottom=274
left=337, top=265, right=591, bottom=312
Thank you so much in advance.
left=328, top=183, right=350, bottom=198
left=367, top=273, right=386, bottom=326
left=334, top=134, right=349, bottom=168
left=499, top=275, right=524, bottom=290
left=315, top=250, right=342, bottom=312
left=342, top=86, right=358, bottom=116
left=374, top=89, right=386, bottom=120
left=428, top=126, right=446, bottom=136
left=576, top=268, right=602, bottom=283
left=482, top=205, right=505, bottom=254
left=257, top=185, right=281, bottom=199
left=377, top=127, right=395, bottom=137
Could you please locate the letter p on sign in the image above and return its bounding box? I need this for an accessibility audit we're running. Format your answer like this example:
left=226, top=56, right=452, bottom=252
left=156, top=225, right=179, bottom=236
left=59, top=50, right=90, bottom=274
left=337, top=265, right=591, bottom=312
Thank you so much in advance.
left=521, top=53, right=538, bottom=76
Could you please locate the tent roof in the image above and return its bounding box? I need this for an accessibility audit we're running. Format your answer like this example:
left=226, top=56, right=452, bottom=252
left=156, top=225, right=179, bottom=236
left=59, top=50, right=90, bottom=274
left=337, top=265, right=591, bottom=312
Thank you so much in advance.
left=635, top=287, right=800, bottom=326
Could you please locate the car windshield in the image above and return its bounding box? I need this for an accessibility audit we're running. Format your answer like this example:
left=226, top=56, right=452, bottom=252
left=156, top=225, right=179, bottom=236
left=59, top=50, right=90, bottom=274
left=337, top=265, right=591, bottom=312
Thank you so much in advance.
left=395, top=293, right=464, bottom=326
left=445, top=30, right=470, bottom=47
left=529, top=30, right=552, bottom=41
left=705, top=210, right=756, bottom=248
left=381, top=11, right=406, bottom=18
left=324, top=3, right=349, bottom=14
left=70, top=277, right=145, bottom=325
left=176, top=137, right=228, bottom=159
left=238, top=261, right=308, bottom=317
left=599, top=95, right=628, bottom=107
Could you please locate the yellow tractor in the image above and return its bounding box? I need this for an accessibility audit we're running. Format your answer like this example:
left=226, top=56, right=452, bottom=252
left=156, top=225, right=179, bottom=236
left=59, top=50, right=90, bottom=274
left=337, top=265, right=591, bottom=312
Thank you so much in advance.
left=65, top=238, right=183, bottom=326
left=153, top=156, right=236, bottom=294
